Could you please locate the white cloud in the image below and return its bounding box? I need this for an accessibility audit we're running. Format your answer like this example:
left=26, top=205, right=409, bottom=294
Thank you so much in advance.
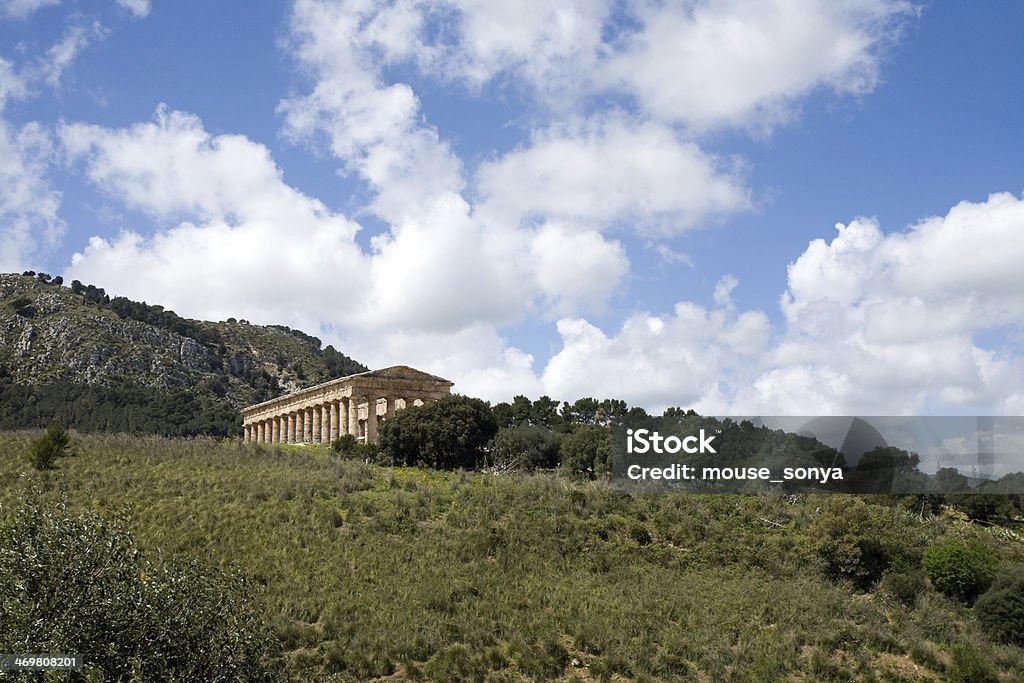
left=0, top=120, right=64, bottom=271
left=529, top=223, right=628, bottom=317
left=542, top=299, right=771, bottom=413
left=61, top=107, right=627, bottom=341
left=601, top=0, right=916, bottom=131
left=476, top=116, right=751, bottom=235
left=41, top=21, right=107, bottom=88
left=363, top=192, right=530, bottom=331
left=527, top=193, right=1024, bottom=415
left=1, top=0, right=59, bottom=20
left=61, top=107, right=368, bottom=326
left=0, top=58, right=28, bottom=108
left=279, top=0, right=463, bottom=223
left=116, top=0, right=149, bottom=19
left=747, top=192, right=1024, bottom=414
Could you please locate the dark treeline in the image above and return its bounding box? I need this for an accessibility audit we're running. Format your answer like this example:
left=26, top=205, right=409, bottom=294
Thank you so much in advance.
left=373, top=394, right=1024, bottom=524
left=0, top=372, right=240, bottom=437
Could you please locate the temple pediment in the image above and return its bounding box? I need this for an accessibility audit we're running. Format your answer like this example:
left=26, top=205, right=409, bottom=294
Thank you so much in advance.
left=347, top=365, right=453, bottom=385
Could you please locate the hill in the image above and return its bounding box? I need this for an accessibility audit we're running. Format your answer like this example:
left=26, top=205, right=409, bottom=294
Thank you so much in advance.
left=2, top=432, right=1024, bottom=681
left=0, top=272, right=367, bottom=436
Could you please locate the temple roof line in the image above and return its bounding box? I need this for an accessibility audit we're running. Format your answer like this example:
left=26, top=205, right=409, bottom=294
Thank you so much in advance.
left=241, top=365, right=454, bottom=413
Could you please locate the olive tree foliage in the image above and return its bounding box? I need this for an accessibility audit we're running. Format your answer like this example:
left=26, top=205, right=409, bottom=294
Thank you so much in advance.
left=487, top=425, right=561, bottom=470
left=559, top=425, right=614, bottom=477
left=0, top=495, right=278, bottom=681
left=379, top=395, right=498, bottom=469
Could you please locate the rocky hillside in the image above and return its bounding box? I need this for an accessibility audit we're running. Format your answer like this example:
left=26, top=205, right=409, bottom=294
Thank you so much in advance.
left=0, top=272, right=367, bottom=436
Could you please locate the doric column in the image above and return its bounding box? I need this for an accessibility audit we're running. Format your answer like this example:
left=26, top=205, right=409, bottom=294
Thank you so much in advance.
left=312, top=406, right=322, bottom=444
left=259, top=421, right=266, bottom=444
left=348, top=397, right=360, bottom=440
left=320, top=405, right=329, bottom=442
left=270, top=417, right=277, bottom=443
left=302, top=407, right=312, bottom=443
left=330, top=401, right=340, bottom=440
left=385, top=397, right=396, bottom=420
left=366, top=397, right=378, bottom=444
left=286, top=413, right=295, bottom=443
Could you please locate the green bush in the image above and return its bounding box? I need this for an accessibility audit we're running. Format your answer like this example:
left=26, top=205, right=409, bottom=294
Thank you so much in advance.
left=29, top=422, right=71, bottom=470
left=0, top=494, right=278, bottom=681
left=809, top=497, right=919, bottom=590
left=331, top=433, right=357, bottom=453
left=975, top=567, right=1024, bottom=645
left=878, top=567, right=927, bottom=606
left=923, top=538, right=999, bottom=603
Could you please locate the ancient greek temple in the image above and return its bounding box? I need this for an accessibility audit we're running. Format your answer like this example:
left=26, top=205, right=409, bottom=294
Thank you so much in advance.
left=241, top=365, right=453, bottom=445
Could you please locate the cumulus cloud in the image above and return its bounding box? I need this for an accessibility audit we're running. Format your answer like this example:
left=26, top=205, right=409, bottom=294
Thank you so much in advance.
left=61, top=107, right=368, bottom=326
left=476, top=116, right=751, bottom=234
left=601, top=0, right=916, bottom=131
left=748, top=192, right=1024, bottom=414
left=542, top=301, right=771, bottom=413
left=60, top=107, right=628, bottom=341
left=279, top=0, right=464, bottom=223
left=529, top=223, right=628, bottom=317
left=527, top=193, right=1024, bottom=415
left=341, top=323, right=544, bottom=402
left=0, top=120, right=64, bottom=271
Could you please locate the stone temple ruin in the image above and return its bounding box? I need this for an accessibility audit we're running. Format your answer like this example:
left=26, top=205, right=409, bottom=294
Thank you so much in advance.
left=241, top=366, right=453, bottom=445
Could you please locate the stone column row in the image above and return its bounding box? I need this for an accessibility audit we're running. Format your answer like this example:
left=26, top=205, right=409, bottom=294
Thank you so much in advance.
left=244, top=394, right=440, bottom=445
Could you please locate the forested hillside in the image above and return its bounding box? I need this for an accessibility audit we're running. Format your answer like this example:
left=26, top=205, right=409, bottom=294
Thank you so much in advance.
left=0, top=272, right=366, bottom=436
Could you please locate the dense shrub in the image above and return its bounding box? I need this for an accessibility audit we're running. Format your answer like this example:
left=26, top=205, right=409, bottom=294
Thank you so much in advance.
left=0, top=495, right=277, bottom=681
left=975, top=566, right=1024, bottom=645
left=878, top=567, right=927, bottom=606
left=948, top=644, right=999, bottom=683
left=922, top=538, right=999, bottom=603
left=810, top=497, right=920, bottom=590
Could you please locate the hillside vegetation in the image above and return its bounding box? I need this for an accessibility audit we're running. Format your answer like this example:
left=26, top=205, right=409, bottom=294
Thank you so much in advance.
left=0, top=273, right=366, bottom=436
left=2, top=431, right=1024, bottom=682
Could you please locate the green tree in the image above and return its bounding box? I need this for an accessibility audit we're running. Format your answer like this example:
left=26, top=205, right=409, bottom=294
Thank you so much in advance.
left=559, top=424, right=613, bottom=477
left=379, top=395, right=498, bottom=469
left=29, top=422, right=71, bottom=470
left=488, top=425, right=560, bottom=470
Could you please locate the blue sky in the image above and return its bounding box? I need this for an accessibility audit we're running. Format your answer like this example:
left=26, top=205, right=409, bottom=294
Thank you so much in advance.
left=2, top=0, right=1023, bottom=414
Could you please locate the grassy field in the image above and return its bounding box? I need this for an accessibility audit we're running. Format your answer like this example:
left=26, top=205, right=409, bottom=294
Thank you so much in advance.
left=2, top=431, right=1023, bottom=681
